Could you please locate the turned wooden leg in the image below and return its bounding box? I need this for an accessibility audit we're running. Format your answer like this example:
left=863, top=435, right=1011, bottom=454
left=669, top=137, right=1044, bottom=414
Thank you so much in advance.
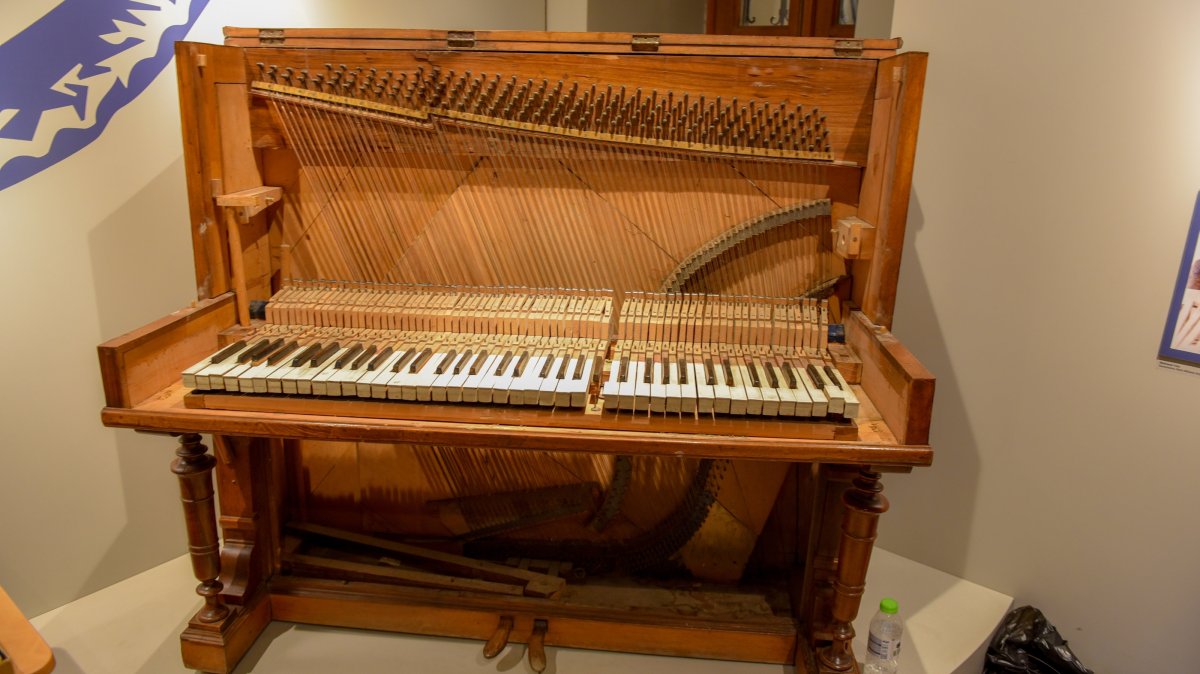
left=818, top=468, right=888, bottom=672
left=172, top=433, right=229, bottom=624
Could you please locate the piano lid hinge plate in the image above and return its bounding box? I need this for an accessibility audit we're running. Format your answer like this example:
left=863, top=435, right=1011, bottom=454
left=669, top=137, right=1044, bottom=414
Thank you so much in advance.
left=447, top=31, right=476, bottom=49
left=259, top=29, right=285, bottom=46
left=632, top=34, right=661, bottom=52
left=834, top=39, right=864, bottom=57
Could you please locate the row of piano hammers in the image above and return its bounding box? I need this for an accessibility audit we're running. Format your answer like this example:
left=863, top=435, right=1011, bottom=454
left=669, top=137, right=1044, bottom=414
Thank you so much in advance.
left=183, top=283, right=858, bottom=418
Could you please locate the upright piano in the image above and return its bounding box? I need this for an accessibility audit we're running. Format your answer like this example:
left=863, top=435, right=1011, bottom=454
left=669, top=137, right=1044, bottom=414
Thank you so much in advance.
left=97, top=27, right=933, bottom=674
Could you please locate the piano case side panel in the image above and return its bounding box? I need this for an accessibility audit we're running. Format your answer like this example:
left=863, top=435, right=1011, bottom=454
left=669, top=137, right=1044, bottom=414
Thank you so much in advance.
left=97, top=293, right=237, bottom=408
left=852, top=51, right=928, bottom=328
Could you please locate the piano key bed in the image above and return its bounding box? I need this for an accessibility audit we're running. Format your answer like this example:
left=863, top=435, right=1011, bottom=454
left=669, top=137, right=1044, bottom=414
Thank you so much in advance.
left=181, top=283, right=861, bottom=430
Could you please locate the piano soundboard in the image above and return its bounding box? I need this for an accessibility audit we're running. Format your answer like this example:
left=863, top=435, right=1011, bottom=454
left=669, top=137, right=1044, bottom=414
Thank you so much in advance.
left=182, top=283, right=857, bottom=419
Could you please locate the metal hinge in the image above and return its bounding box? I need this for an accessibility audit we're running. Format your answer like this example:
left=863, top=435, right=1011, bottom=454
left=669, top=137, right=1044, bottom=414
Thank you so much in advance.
left=632, top=34, right=661, bottom=52
left=834, top=39, right=863, bottom=57
left=447, top=31, right=476, bottom=48
left=258, top=28, right=284, bottom=46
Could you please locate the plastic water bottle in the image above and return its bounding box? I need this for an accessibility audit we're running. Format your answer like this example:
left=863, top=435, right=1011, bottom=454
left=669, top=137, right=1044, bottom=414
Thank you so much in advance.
left=863, top=597, right=903, bottom=674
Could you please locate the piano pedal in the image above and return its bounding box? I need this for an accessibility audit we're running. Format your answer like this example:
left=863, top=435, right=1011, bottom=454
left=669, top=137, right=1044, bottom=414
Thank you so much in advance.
left=482, top=615, right=513, bottom=659
left=527, top=619, right=549, bottom=673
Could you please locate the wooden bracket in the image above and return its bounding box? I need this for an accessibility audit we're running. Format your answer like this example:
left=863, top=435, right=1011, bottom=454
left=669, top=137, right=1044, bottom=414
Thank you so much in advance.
left=833, top=217, right=876, bottom=259
left=216, top=186, right=282, bottom=224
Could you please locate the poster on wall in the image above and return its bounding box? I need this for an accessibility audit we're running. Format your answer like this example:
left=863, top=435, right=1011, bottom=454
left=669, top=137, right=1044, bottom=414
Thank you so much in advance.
left=1158, top=192, right=1200, bottom=374
left=0, top=0, right=210, bottom=192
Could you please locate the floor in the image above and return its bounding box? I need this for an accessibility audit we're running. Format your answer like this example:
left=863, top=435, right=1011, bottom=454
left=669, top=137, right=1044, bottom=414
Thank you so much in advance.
left=29, top=548, right=1012, bottom=674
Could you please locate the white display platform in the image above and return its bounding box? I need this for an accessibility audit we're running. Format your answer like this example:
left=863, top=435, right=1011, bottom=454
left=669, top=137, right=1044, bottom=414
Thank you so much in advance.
left=31, top=549, right=1011, bottom=674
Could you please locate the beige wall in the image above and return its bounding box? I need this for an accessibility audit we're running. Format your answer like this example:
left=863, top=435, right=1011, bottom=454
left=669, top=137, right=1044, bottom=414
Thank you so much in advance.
left=0, top=0, right=543, bottom=618
left=880, top=1, right=1200, bottom=670
left=588, top=0, right=706, bottom=34
left=854, top=0, right=895, bottom=39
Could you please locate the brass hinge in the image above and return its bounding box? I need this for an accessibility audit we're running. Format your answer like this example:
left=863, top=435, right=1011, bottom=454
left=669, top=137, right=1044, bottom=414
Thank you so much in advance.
left=834, top=39, right=863, bottom=57
left=632, top=34, right=661, bottom=52
left=258, top=28, right=284, bottom=46
left=447, top=31, right=476, bottom=49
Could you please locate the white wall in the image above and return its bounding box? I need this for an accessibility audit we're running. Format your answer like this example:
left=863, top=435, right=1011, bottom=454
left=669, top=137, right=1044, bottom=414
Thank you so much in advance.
left=0, top=0, right=543, bottom=618
left=880, top=1, right=1200, bottom=670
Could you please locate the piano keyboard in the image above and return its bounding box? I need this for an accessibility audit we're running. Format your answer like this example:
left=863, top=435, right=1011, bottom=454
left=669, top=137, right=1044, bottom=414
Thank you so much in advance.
left=181, top=284, right=858, bottom=419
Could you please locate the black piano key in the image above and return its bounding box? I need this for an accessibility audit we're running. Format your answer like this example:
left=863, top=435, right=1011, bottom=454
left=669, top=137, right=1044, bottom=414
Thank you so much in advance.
left=618, top=356, right=630, bottom=382
left=453, top=349, right=474, bottom=375
left=555, top=353, right=570, bottom=380
left=237, top=339, right=273, bottom=363
left=366, top=346, right=393, bottom=371
left=250, top=338, right=286, bottom=364
left=267, top=341, right=300, bottom=366
left=334, top=343, right=365, bottom=369
left=572, top=353, right=587, bottom=380
left=291, top=342, right=321, bottom=367
left=391, top=348, right=417, bottom=373
left=470, top=350, right=489, bottom=375
left=351, top=344, right=378, bottom=370
left=721, top=357, right=735, bottom=386
left=643, top=355, right=654, bottom=384
left=823, top=365, right=843, bottom=390
left=513, top=351, right=530, bottom=376
left=704, top=358, right=716, bottom=386
left=678, top=356, right=689, bottom=385
left=211, top=340, right=247, bottom=364
left=661, top=353, right=670, bottom=384
left=495, top=350, right=514, bottom=376
left=409, top=347, right=434, bottom=373
left=781, top=361, right=798, bottom=389
left=807, top=363, right=827, bottom=388
left=763, top=361, right=779, bottom=388
left=310, top=342, right=340, bottom=368
left=744, top=359, right=761, bottom=387
left=539, top=353, right=555, bottom=378
left=434, top=349, right=457, bottom=375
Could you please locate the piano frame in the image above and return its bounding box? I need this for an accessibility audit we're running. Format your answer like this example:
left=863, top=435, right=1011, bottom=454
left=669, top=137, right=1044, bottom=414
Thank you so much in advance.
left=97, top=28, right=933, bottom=674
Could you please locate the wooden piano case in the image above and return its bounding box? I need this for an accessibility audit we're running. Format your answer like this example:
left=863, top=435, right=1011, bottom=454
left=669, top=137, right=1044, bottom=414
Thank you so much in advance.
left=97, top=28, right=933, bottom=674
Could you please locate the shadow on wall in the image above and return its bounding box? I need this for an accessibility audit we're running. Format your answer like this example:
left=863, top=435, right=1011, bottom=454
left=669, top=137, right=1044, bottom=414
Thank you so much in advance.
left=878, top=189, right=982, bottom=578
left=78, top=156, right=195, bottom=603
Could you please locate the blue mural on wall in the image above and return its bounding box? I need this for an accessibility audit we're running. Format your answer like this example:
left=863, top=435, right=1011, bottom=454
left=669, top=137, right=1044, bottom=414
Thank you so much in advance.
left=0, top=0, right=210, bottom=192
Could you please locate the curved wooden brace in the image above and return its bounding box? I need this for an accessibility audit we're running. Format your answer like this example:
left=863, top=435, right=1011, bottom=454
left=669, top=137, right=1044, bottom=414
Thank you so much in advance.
left=658, top=199, right=832, bottom=293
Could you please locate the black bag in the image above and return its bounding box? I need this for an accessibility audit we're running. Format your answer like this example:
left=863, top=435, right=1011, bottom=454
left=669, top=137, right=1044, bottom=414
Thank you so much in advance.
left=984, top=606, right=1093, bottom=674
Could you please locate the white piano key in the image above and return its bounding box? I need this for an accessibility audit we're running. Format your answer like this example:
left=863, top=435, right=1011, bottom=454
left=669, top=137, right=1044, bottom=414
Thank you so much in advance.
left=649, top=359, right=667, bottom=413
left=810, top=363, right=844, bottom=415
left=827, top=366, right=860, bottom=418
left=538, top=354, right=568, bottom=407
left=752, top=359, right=780, bottom=417
left=794, top=363, right=828, bottom=417
left=617, top=357, right=637, bottom=412
left=632, top=359, right=651, bottom=412
left=601, top=357, right=623, bottom=410
left=665, top=358, right=683, bottom=413
left=410, top=351, right=451, bottom=402
left=310, top=346, right=355, bottom=396
left=688, top=362, right=714, bottom=414
left=565, top=355, right=593, bottom=408
left=709, top=358, right=733, bottom=415
left=464, top=353, right=501, bottom=403
left=677, top=358, right=696, bottom=414
left=779, top=361, right=813, bottom=417
left=193, top=341, right=258, bottom=390
left=363, top=349, right=407, bottom=399
left=724, top=359, right=750, bottom=416
left=444, top=350, right=479, bottom=402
